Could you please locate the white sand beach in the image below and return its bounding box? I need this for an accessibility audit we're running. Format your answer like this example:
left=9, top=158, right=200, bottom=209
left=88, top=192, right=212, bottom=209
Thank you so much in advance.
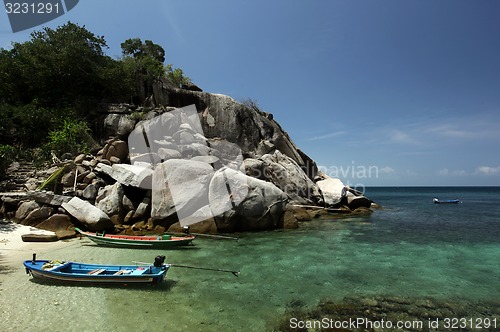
left=0, top=220, right=74, bottom=268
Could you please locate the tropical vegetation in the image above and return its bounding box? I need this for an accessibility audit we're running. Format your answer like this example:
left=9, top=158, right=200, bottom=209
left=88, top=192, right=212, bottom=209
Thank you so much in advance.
left=0, top=22, right=190, bottom=175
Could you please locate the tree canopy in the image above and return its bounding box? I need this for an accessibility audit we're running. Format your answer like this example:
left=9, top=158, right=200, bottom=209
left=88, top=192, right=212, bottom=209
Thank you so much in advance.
left=120, top=38, right=167, bottom=101
left=0, top=22, right=192, bottom=170
left=0, top=22, right=127, bottom=108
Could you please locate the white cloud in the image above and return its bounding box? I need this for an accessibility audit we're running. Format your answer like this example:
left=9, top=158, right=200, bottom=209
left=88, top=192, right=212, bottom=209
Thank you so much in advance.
left=424, top=115, right=500, bottom=141
left=307, top=131, right=345, bottom=141
left=389, top=129, right=419, bottom=145
left=438, top=169, right=467, bottom=176
left=451, top=170, right=467, bottom=176
left=474, top=166, right=500, bottom=175
left=379, top=166, right=395, bottom=174
left=438, top=168, right=449, bottom=176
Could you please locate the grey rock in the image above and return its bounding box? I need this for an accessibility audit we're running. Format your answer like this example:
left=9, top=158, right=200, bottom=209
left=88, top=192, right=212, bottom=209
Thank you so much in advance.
left=82, top=184, right=98, bottom=201
left=62, top=197, right=112, bottom=231
left=21, top=233, right=58, bottom=242
left=95, top=163, right=153, bottom=189
left=242, top=158, right=264, bottom=179
left=60, top=171, right=75, bottom=187
left=102, top=139, right=129, bottom=163
left=21, top=206, right=53, bottom=226
left=14, top=201, right=40, bottom=221
left=346, top=189, right=373, bottom=210
left=209, top=168, right=287, bottom=231
left=74, top=154, right=86, bottom=164
left=157, top=148, right=182, bottom=161
left=122, top=194, right=135, bottom=211
left=260, top=150, right=321, bottom=204
left=103, top=113, right=137, bottom=138
left=132, top=198, right=150, bottom=219
left=316, top=175, right=346, bottom=207
left=27, top=191, right=71, bottom=206
left=96, top=183, right=124, bottom=219
left=151, top=159, right=214, bottom=222
left=83, top=172, right=97, bottom=184
left=36, top=214, right=73, bottom=234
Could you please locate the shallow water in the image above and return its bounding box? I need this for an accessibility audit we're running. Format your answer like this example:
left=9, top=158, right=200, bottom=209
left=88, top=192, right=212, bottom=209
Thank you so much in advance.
left=1, top=187, right=499, bottom=331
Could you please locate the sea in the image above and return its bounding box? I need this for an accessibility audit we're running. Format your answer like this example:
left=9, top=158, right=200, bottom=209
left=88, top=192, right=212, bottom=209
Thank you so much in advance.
left=1, top=186, right=499, bottom=331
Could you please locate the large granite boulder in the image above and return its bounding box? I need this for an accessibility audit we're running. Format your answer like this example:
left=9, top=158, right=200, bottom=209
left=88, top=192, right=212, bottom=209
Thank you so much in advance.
left=148, top=83, right=320, bottom=180
left=316, top=175, right=346, bottom=207
left=14, top=201, right=40, bottom=222
left=95, top=163, right=153, bottom=189
left=20, top=206, right=53, bottom=226
left=260, top=150, right=322, bottom=205
left=151, top=159, right=214, bottom=223
left=62, top=197, right=113, bottom=231
left=103, top=113, right=137, bottom=139
left=209, top=168, right=287, bottom=231
left=36, top=214, right=75, bottom=239
left=346, top=188, right=373, bottom=210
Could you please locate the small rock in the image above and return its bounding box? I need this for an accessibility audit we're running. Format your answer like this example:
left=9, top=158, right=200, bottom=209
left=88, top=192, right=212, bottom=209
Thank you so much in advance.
left=21, top=233, right=58, bottom=242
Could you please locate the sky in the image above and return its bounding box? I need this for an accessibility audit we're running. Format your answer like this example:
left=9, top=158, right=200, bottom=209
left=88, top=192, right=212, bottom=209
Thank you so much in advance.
left=1, top=0, right=500, bottom=186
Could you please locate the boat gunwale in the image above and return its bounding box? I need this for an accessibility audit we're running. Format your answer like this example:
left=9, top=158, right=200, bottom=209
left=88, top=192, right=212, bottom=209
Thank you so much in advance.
left=75, top=228, right=195, bottom=243
left=23, top=260, right=169, bottom=284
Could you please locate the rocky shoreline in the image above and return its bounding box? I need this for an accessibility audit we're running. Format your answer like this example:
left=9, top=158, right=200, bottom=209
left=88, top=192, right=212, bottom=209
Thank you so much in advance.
left=0, top=84, right=376, bottom=240
left=275, top=295, right=500, bottom=332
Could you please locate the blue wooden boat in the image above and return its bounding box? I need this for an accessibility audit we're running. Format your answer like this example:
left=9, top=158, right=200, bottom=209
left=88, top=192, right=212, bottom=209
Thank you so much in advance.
left=433, top=198, right=461, bottom=204
left=24, top=254, right=169, bottom=285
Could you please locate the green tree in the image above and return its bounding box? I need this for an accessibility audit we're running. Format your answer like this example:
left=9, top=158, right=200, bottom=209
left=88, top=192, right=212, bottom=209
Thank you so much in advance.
left=45, top=118, right=98, bottom=156
left=0, top=22, right=127, bottom=112
left=0, top=103, right=62, bottom=147
left=121, top=38, right=166, bottom=102
left=165, top=64, right=191, bottom=88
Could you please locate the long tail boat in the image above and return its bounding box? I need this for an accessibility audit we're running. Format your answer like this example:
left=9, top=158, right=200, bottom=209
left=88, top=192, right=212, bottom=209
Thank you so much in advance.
left=75, top=228, right=195, bottom=248
left=433, top=198, right=461, bottom=204
left=24, top=254, right=169, bottom=285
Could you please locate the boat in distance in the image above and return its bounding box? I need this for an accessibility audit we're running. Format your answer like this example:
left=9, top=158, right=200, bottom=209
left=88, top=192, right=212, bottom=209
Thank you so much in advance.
left=75, top=227, right=195, bottom=248
left=433, top=198, right=461, bottom=204
left=24, top=254, right=169, bottom=285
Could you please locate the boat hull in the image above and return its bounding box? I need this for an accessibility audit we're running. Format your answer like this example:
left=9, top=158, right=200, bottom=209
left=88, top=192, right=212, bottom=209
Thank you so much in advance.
left=433, top=198, right=460, bottom=204
left=24, top=260, right=169, bottom=285
left=76, top=228, right=195, bottom=249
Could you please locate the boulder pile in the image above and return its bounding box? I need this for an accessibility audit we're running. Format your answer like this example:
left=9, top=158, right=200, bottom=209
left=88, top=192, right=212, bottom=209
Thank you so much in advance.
left=0, top=86, right=375, bottom=238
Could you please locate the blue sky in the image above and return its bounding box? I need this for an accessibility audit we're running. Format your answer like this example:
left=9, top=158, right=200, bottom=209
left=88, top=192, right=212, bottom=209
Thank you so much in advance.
left=1, top=0, right=500, bottom=186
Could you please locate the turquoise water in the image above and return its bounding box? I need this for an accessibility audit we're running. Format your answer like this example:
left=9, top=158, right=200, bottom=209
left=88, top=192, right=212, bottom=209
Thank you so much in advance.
left=1, top=187, right=499, bottom=331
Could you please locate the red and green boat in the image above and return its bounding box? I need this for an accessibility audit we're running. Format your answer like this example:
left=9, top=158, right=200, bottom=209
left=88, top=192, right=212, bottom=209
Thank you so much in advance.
left=75, top=228, right=195, bottom=249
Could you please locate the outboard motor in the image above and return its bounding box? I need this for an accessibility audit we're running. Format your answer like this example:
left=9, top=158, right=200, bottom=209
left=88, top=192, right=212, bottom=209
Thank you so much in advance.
left=154, top=255, right=166, bottom=267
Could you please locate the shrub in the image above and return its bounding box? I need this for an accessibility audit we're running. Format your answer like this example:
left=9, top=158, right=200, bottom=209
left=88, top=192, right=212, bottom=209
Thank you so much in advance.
left=45, top=119, right=98, bottom=157
left=240, top=98, right=262, bottom=112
